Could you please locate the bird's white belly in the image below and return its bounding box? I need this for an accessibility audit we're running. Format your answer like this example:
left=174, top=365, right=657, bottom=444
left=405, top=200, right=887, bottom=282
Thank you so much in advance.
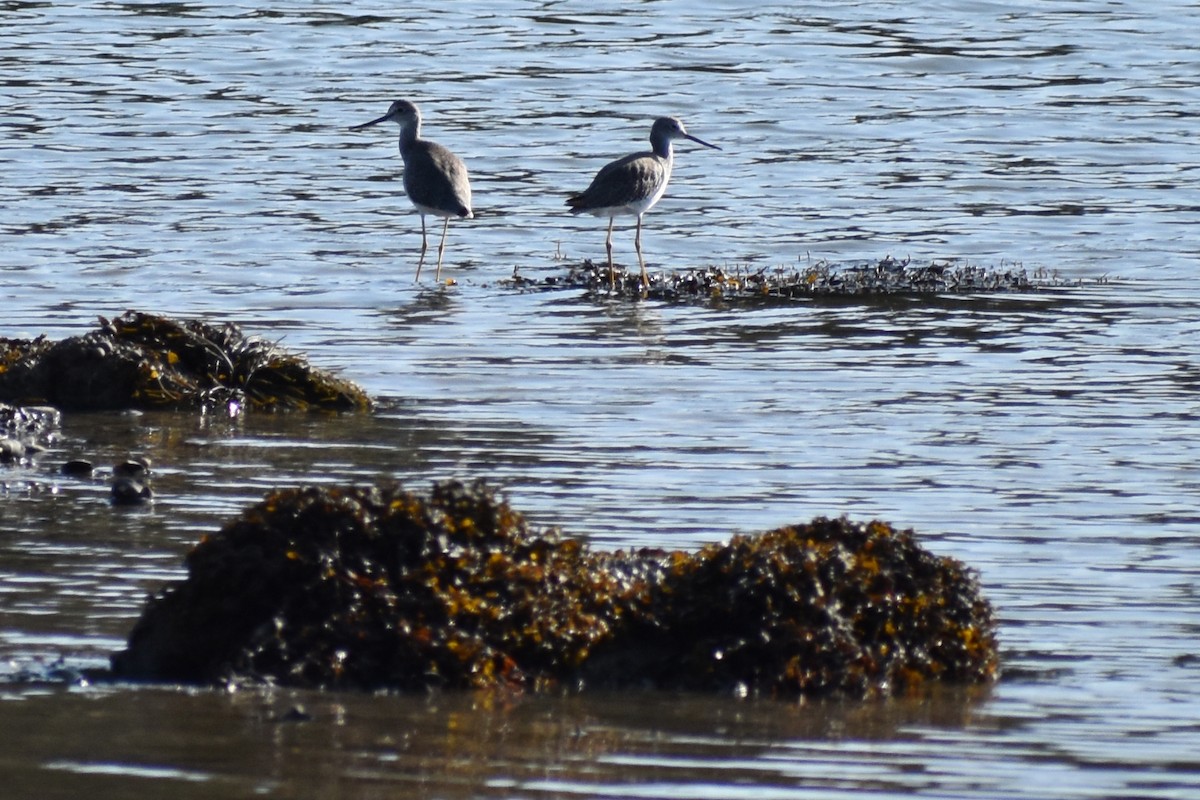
left=585, top=182, right=669, bottom=218
left=412, top=201, right=473, bottom=220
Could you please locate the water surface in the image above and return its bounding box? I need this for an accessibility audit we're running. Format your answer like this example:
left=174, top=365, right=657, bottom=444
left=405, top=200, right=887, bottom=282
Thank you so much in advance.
left=2, top=1, right=1199, bottom=798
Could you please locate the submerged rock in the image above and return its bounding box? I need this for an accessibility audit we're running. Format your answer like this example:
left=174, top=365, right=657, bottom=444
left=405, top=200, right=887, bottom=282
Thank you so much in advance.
left=110, top=459, right=153, bottom=506
left=61, top=459, right=95, bottom=477
left=111, top=481, right=998, bottom=698
left=0, top=311, right=371, bottom=413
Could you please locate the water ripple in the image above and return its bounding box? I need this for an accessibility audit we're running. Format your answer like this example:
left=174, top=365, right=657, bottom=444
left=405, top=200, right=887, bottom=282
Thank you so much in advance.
left=2, top=1, right=1200, bottom=798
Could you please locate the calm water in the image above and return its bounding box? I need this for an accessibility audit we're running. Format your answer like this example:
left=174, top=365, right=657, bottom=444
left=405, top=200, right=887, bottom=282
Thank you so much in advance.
left=2, top=1, right=1199, bottom=798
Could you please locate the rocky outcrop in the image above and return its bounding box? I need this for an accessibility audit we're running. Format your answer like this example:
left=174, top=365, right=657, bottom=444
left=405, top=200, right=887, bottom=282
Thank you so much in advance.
left=112, top=480, right=998, bottom=698
left=0, top=311, right=370, bottom=414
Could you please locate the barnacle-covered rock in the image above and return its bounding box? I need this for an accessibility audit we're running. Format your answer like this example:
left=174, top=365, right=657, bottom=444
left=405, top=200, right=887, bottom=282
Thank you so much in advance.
left=111, top=481, right=998, bottom=698
left=506, top=256, right=1078, bottom=301
left=0, top=311, right=370, bottom=413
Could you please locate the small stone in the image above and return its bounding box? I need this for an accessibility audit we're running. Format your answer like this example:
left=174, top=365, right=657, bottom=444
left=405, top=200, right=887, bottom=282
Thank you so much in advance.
left=61, top=459, right=94, bottom=477
left=0, top=438, right=24, bottom=462
left=111, top=477, right=152, bottom=505
left=113, top=457, right=151, bottom=479
left=274, top=705, right=313, bottom=723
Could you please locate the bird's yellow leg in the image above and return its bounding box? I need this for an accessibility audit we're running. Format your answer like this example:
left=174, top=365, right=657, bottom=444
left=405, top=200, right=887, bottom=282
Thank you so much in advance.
left=635, top=214, right=648, bottom=289
left=435, top=217, right=450, bottom=282
left=605, top=217, right=615, bottom=291
left=415, top=215, right=428, bottom=282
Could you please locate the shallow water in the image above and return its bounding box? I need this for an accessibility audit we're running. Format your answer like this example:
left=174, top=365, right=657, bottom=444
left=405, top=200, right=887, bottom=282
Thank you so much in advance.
left=2, top=1, right=1200, bottom=798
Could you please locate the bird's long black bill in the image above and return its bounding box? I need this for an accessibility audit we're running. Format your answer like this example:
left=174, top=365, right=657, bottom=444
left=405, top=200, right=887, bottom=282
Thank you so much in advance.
left=349, top=113, right=391, bottom=131
left=685, top=133, right=721, bottom=151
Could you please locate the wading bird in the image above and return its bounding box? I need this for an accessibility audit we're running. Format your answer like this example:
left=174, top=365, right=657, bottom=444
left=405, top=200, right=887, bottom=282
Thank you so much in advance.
left=567, top=117, right=720, bottom=290
left=351, top=100, right=473, bottom=282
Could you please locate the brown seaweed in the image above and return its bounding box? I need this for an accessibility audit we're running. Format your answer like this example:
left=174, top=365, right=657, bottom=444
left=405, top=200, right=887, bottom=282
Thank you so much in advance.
left=0, top=311, right=370, bottom=413
left=111, top=481, right=998, bottom=698
left=505, top=256, right=1082, bottom=301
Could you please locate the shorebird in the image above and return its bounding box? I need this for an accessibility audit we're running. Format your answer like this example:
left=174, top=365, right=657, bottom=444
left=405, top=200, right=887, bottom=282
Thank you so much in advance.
left=351, top=99, right=473, bottom=282
left=567, top=116, right=720, bottom=290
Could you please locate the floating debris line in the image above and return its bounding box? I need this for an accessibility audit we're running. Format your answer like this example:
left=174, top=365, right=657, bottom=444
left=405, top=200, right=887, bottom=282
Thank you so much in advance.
left=111, top=480, right=999, bottom=699
left=505, top=256, right=1084, bottom=301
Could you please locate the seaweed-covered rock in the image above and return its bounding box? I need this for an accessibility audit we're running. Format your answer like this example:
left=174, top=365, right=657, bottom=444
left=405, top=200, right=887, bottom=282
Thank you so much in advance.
left=111, top=481, right=998, bottom=698
left=0, top=311, right=370, bottom=413
left=111, top=481, right=641, bottom=691
left=507, top=257, right=1080, bottom=301
left=587, top=519, right=997, bottom=696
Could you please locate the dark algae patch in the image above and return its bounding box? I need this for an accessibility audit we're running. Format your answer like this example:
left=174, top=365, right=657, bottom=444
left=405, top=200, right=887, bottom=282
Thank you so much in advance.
left=112, top=481, right=998, bottom=698
left=0, top=311, right=370, bottom=413
left=508, top=256, right=1086, bottom=302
